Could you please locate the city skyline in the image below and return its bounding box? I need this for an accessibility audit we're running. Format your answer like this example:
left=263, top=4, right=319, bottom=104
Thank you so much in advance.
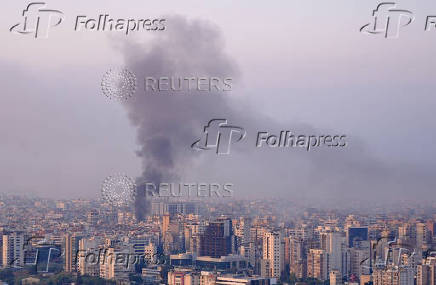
left=1, top=1, right=436, bottom=284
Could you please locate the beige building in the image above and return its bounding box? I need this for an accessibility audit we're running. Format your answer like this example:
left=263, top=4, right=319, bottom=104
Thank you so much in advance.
left=167, top=269, right=203, bottom=285
left=77, top=238, right=100, bottom=277
left=64, top=233, right=81, bottom=272
left=99, top=247, right=135, bottom=282
left=330, top=270, right=342, bottom=285
left=307, top=249, right=329, bottom=281
left=372, top=266, right=414, bottom=285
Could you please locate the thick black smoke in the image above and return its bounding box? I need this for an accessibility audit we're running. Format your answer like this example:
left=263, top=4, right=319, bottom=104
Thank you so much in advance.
left=118, top=16, right=436, bottom=219
left=120, top=16, right=240, bottom=220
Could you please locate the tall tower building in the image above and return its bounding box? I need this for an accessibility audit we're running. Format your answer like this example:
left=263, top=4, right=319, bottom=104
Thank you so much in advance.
left=77, top=238, right=100, bottom=277
left=417, top=257, right=436, bottom=285
left=162, top=214, right=170, bottom=235
left=99, top=247, right=134, bottom=281
left=290, top=238, right=307, bottom=279
left=2, top=232, right=25, bottom=268
left=284, top=237, right=291, bottom=268
left=262, top=230, right=283, bottom=279
left=250, top=226, right=266, bottom=274
left=426, top=220, right=436, bottom=238
left=416, top=222, right=428, bottom=255
left=417, top=264, right=434, bottom=285
left=200, top=217, right=234, bottom=258
left=307, top=249, right=329, bottom=281
left=349, top=246, right=370, bottom=278
left=322, top=231, right=345, bottom=275
left=64, top=233, right=82, bottom=272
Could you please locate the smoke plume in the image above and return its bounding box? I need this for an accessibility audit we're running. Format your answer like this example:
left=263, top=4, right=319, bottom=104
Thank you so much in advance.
left=118, top=16, right=436, bottom=218
left=120, top=16, right=240, bottom=219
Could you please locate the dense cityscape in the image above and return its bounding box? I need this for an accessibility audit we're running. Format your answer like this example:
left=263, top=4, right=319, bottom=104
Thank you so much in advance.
left=0, top=194, right=435, bottom=285
left=3, top=1, right=436, bottom=285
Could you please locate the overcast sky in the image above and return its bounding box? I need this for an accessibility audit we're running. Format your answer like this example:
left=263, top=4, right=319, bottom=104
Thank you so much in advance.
left=1, top=0, right=436, bottom=206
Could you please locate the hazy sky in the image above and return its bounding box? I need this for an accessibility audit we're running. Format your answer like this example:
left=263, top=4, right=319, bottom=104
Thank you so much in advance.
left=1, top=0, right=436, bottom=205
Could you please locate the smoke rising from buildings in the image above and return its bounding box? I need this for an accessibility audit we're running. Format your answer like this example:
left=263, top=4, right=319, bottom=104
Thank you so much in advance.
left=0, top=2, right=435, bottom=205
left=117, top=16, right=436, bottom=219
left=120, top=16, right=240, bottom=219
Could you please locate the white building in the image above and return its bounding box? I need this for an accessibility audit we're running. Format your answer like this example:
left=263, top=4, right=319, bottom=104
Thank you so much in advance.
left=262, top=231, right=283, bottom=279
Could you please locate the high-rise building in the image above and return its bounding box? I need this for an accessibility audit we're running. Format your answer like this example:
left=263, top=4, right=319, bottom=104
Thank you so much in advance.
left=417, top=258, right=436, bottom=285
left=284, top=237, right=290, bottom=269
left=234, top=217, right=251, bottom=262
left=372, top=266, right=414, bottom=285
left=64, top=233, right=82, bottom=272
left=290, top=238, right=307, bottom=279
left=261, top=230, right=283, bottom=279
left=322, top=231, right=345, bottom=274
left=416, top=222, right=428, bottom=253
left=307, top=249, right=329, bottom=281
left=77, top=238, right=100, bottom=277
left=200, top=217, right=234, bottom=258
left=2, top=232, right=25, bottom=268
left=330, top=270, right=342, bottom=285
left=184, top=223, right=202, bottom=254
left=250, top=226, right=266, bottom=274
left=152, top=201, right=199, bottom=216
left=349, top=245, right=370, bottom=278
left=162, top=214, right=170, bottom=235
left=417, top=264, right=434, bottom=285
left=426, top=221, right=436, bottom=238
left=129, top=236, right=150, bottom=257
left=99, top=247, right=134, bottom=281
left=347, top=227, right=368, bottom=248
left=87, top=210, right=99, bottom=225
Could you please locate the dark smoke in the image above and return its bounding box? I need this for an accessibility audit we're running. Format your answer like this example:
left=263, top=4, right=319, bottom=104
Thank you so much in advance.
left=120, top=16, right=240, bottom=220
left=117, top=16, right=436, bottom=219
